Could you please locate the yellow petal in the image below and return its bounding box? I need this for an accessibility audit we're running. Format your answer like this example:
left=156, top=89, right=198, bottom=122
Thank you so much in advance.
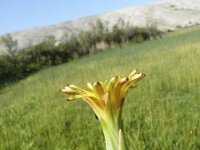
left=115, top=77, right=129, bottom=108
left=129, top=73, right=145, bottom=83
left=87, top=83, right=94, bottom=90
left=129, top=69, right=137, bottom=78
left=60, top=85, right=77, bottom=94
left=83, top=97, right=105, bottom=115
left=68, top=94, right=84, bottom=101
left=108, top=76, right=120, bottom=104
left=94, top=81, right=105, bottom=98
left=68, top=84, right=85, bottom=93
left=119, top=77, right=128, bottom=84
left=127, top=73, right=145, bottom=88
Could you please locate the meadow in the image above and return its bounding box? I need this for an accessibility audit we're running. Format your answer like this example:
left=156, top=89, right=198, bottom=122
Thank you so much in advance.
left=0, top=27, right=200, bottom=150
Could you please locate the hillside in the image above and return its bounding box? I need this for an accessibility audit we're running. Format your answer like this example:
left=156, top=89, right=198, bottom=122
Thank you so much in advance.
left=0, top=27, right=200, bottom=149
left=0, top=0, right=200, bottom=54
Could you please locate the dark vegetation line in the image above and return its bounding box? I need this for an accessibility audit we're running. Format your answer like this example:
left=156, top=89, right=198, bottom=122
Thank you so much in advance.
left=0, top=20, right=163, bottom=88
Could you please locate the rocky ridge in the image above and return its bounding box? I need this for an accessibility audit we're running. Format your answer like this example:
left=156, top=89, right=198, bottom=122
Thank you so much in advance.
left=0, top=0, right=200, bottom=54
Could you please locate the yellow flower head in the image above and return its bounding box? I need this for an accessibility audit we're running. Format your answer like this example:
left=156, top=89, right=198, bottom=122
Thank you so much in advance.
left=60, top=69, right=145, bottom=119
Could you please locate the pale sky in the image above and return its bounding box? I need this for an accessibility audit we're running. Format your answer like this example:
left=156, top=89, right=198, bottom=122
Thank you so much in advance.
left=0, top=0, right=156, bottom=34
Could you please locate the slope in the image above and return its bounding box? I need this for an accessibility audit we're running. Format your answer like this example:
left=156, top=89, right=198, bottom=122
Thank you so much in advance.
left=0, top=27, right=200, bottom=150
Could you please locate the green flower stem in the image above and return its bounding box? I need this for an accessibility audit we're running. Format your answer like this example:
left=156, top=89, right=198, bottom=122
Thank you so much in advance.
left=100, top=109, right=128, bottom=150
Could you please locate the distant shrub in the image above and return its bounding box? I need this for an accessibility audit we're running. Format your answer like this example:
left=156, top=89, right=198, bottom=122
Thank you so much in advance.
left=0, top=21, right=163, bottom=87
left=0, top=34, right=18, bottom=57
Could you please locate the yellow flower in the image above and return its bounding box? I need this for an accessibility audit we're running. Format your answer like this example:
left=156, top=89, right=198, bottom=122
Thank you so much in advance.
left=60, top=69, right=145, bottom=150
left=60, top=70, right=144, bottom=117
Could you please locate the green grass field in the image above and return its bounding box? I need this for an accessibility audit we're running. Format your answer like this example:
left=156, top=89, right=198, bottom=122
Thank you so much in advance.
left=0, top=27, right=200, bottom=150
